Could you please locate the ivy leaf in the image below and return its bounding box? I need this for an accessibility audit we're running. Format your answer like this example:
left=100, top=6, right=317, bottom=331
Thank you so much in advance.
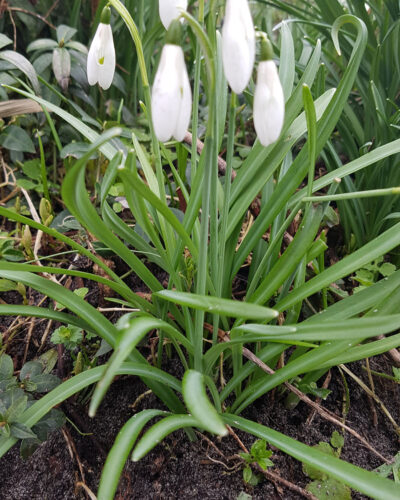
left=20, top=361, right=43, bottom=382
left=32, top=408, right=65, bottom=441
left=251, top=438, right=267, bottom=458
left=306, top=477, right=352, bottom=499
left=10, top=422, right=37, bottom=440
left=30, top=373, right=60, bottom=393
left=38, top=349, right=58, bottom=374
left=5, top=393, right=28, bottom=423
left=0, top=354, right=13, bottom=380
left=20, top=438, right=41, bottom=459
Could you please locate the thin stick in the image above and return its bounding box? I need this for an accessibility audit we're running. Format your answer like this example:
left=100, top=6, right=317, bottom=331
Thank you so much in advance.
left=8, top=6, right=56, bottom=29
left=227, top=425, right=319, bottom=500
left=340, top=364, right=400, bottom=436
left=240, top=345, right=391, bottom=463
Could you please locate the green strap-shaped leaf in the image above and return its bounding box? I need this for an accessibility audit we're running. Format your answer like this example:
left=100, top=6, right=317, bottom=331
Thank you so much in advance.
left=0, top=51, right=40, bottom=94
left=182, top=370, right=227, bottom=436
left=0, top=364, right=181, bottom=459
left=249, top=205, right=323, bottom=304
left=233, top=315, right=400, bottom=341
left=131, top=415, right=199, bottom=462
left=3, top=85, right=117, bottom=160
left=98, top=409, right=168, bottom=500
left=62, top=140, right=162, bottom=293
left=155, top=290, right=278, bottom=321
left=231, top=339, right=357, bottom=414
left=276, top=221, right=400, bottom=311
left=0, top=304, right=92, bottom=333
left=0, top=270, right=185, bottom=417
left=224, top=414, right=400, bottom=500
left=89, top=316, right=193, bottom=416
left=0, top=261, right=150, bottom=312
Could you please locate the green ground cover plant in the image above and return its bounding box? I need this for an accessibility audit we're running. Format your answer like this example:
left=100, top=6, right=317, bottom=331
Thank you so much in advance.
left=0, top=1, right=400, bottom=499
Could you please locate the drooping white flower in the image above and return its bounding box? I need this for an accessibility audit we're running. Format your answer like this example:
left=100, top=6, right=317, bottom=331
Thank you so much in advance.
left=221, top=0, right=255, bottom=94
left=253, top=59, right=285, bottom=147
left=87, top=7, right=115, bottom=90
left=151, top=44, right=192, bottom=142
left=159, top=0, right=188, bottom=30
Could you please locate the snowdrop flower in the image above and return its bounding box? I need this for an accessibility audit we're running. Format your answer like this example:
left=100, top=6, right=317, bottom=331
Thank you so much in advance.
left=253, top=38, right=285, bottom=147
left=222, top=0, right=255, bottom=94
left=159, top=0, right=188, bottom=30
left=87, top=6, right=115, bottom=90
left=151, top=21, right=192, bottom=142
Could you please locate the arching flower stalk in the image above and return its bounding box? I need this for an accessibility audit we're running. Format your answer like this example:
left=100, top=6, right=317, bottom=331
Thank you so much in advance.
left=159, top=0, right=188, bottom=30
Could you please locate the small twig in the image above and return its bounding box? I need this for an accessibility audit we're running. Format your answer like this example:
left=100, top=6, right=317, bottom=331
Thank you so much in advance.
left=62, top=427, right=92, bottom=500
left=340, top=364, right=400, bottom=436
left=22, top=318, right=35, bottom=365
left=8, top=6, right=56, bottom=29
left=365, top=358, right=378, bottom=427
left=227, top=426, right=319, bottom=500
left=7, top=8, right=17, bottom=51
left=38, top=319, right=53, bottom=352
left=129, top=389, right=153, bottom=411
left=238, top=344, right=391, bottom=463
left=44, top=0, right=60, bottom=19
left=75, top=482, right=97, bottom=500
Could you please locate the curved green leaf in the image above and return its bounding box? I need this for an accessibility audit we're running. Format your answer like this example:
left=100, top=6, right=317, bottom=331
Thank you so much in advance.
left=0, top=51, right=40, bottom=94
left=182, top=370, right=227, bottom=436
left=0, top=364, right=181, bottom=459
left=98, top=410, right=167, bottom=500
left=224, top=414, right=400, bottom=500
left=89, top=316, right=193, bottom=416
left=131, top=415, right=200, bottom=462
left=155, top=290, right=278, bottom=321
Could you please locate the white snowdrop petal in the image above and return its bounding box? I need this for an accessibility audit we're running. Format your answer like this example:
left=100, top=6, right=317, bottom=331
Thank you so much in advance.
left=254, top=60, right=285, bottom=147
left=173, top=63, right=192, bottom=141
left=159, top=0, right=188, bottom=29
left=222, top=0, right=255, bottom=94
left=87, top=23, right=116, bottom=89
left=87, top=30, right=101, bottom=85
left=152, top=45, right=187, bottom=142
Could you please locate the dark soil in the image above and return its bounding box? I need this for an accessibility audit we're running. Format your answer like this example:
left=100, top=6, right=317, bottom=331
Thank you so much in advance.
left=1, top=260, right=400, bottom=499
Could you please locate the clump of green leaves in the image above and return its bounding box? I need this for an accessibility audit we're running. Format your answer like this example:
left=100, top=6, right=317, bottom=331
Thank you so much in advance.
left=354, top=258, right=396, bottom=293
left=374, top=451, right=400, bottom=482
left=303, top=431, right=351, bottom=499
left=0, top=351, right=65, bottom=458
left=239, top=439, right=274, bottom=485
left=51, top=325, right=83, bottom=350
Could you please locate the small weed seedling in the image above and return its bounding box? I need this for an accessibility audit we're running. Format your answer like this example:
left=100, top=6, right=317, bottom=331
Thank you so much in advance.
left=239, top=439, right=274, bottom=485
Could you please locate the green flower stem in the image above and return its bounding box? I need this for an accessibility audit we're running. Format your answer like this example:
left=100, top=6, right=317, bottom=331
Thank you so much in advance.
left=190, top=0, right=205, bottom=178
left=214, top=91, right=237, bottom=345
left=302, top=187, right=400, bottom=202
left=107, top=0, right=148, bottom=87
left=302, top=84, right=317, bottom=200
left=37, top=132, right=50, bottom=202
left=183, top=23, right=216, bottom=370
left=108, top=0, right=173, bottom=256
